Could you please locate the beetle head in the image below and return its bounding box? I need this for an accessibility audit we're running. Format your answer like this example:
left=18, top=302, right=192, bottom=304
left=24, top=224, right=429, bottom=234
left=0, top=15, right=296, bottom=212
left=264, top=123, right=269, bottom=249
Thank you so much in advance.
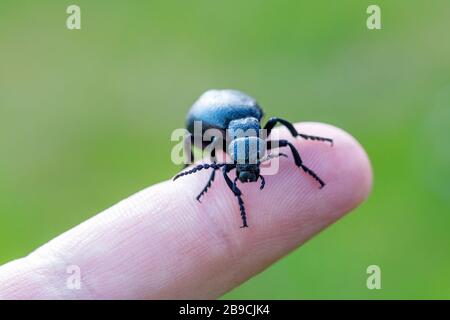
left=228, top=136, right=265, bottom=183
left=236, top=164, right=260, bottom=183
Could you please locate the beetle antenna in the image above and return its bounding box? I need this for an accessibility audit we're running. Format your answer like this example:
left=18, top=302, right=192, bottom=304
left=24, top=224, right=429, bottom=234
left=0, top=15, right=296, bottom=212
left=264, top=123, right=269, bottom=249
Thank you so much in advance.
left=173, top=162, right=228, bottom=181
left=259, top=152, right=288, bottom=164
left=231, top=177, right=248, bottom=227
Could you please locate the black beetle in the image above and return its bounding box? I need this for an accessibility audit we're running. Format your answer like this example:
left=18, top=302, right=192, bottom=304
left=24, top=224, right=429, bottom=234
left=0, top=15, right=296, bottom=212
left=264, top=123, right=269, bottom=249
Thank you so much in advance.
left=173, top=89, right=333, bottom=228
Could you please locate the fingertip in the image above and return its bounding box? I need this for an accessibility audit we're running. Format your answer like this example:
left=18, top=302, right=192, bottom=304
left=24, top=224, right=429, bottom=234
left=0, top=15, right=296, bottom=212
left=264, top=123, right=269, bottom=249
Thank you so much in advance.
left=291, top=122, right=373, bottom=217
left=173, top=121, right=373, bottom=233
left=4, top=121, right=372, bottom=300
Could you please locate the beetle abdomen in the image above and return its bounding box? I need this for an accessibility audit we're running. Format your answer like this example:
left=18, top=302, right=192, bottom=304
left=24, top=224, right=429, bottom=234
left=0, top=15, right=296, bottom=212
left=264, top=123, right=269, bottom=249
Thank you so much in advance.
left=186, top=89, right=264, bottom=134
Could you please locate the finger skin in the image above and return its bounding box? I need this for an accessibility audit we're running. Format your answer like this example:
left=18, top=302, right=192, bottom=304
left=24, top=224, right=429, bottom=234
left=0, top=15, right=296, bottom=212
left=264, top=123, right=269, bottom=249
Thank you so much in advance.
left=0, top=122, right=372, bottom=299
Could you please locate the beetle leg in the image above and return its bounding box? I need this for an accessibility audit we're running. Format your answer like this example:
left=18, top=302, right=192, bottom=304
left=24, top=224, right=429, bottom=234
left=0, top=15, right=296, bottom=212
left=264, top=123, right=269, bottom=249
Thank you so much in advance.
left=173, top=162, right=227, bottom=181
left=259, top=152, right=288, bottom=164
left=222, top=165, right=248, bottom=228
left=259, top=175, right=265, bottom=190
left=267, top=139, right=325, bottom=188
left=195, top=170, right=216, bottom=202
left=196, top=148, right=217, bottom=202
left=264, top=117, right=333, bottom=145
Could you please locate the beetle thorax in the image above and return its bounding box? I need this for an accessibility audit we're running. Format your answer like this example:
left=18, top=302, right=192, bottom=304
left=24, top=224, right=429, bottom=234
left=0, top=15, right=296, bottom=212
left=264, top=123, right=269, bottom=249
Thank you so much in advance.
left=227, top=117, right=264, bottom=165
left=228, top=136, right=266, bottom=164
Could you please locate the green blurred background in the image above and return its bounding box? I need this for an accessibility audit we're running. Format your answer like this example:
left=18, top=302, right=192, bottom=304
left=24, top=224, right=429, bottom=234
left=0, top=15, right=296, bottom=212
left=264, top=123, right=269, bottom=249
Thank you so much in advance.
left=1, top=0, right=449, bottom=299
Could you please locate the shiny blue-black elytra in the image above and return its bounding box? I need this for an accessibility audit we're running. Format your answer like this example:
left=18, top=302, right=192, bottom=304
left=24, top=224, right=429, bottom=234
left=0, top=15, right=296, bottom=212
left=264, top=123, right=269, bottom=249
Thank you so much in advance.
left=173, top=89, right=333, bottom=228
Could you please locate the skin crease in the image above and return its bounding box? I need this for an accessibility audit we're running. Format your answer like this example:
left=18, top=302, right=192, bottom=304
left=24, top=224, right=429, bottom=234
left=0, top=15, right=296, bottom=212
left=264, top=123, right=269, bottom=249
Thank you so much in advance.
left=0, top=122, right=372, bottom=299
